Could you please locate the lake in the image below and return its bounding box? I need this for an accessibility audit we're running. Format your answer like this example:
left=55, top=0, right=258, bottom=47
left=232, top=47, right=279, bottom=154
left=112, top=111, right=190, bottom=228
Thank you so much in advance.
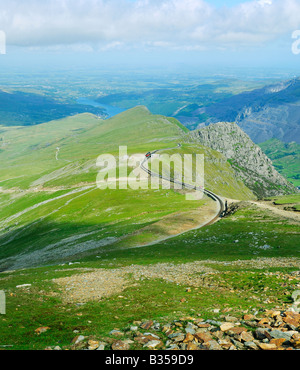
left=77, top=97, right=125, bottom=118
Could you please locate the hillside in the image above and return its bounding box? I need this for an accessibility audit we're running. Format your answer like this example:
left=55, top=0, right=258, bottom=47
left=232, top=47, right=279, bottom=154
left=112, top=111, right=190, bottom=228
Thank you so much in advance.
left=0, top=107, right=254, bottom=271
left=1, top=195, right=299, bottom=350
left=1, top=107, right=300, bottom=351
left=0, top=89, right=106, bottom=126
left=189, top=122, right=296, bottom=198
left=259, top=139, right=300, bottom=188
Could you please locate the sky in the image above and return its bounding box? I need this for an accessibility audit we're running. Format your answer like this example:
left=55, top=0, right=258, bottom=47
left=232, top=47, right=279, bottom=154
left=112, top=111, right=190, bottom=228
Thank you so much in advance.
left=0, top=0, right=299, bottom=74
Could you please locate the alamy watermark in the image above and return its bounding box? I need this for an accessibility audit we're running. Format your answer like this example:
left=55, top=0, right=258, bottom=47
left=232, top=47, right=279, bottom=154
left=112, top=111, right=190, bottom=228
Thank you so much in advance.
left=292, top=30, right=300, bottom=55
left=0, top=290, right=5, bottom=315
left=96, top=146, right=205, bottom=201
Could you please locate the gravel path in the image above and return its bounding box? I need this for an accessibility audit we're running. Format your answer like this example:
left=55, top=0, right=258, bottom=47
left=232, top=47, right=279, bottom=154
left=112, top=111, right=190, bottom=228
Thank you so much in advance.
left=249, top=200, right=300, bottom=222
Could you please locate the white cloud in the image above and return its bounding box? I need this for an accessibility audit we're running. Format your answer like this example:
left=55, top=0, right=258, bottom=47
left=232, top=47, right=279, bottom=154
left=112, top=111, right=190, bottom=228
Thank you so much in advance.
left=257, top=0, right=273, bottom=6
left=0, top=0, right=299, bottom=51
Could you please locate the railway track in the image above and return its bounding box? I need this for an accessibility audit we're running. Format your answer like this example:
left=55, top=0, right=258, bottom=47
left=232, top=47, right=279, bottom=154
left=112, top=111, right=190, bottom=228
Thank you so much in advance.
left=140, top=144, right=226, bottom=227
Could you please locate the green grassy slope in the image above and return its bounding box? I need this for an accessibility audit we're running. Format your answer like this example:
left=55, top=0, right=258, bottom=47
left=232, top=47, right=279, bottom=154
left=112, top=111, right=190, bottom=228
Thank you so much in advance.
left=0, top=202, right=299, bottom=350
left=0, top=107, right=254, bottom=271
left=259, top=139, right=300, bottom=187
left=95, top=202, right=299, bottom=265
left=0, top=107, right=299, bottom=350
left=0, top=107, right=185, bottom=189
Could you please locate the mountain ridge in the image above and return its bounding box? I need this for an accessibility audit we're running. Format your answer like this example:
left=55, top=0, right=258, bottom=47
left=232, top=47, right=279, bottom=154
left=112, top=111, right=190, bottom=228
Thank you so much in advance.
left=189, top=121, right=296, bottom=198
left=0, top=107, right=254, bottom=271
left=174, top=77, right=300, bottom=144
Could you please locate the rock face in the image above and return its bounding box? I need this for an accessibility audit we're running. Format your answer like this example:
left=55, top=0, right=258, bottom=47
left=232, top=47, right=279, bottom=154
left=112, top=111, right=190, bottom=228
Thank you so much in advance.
left=189, top=122, right=296, bottom=198
left=202, top=78, right=300, bottom=144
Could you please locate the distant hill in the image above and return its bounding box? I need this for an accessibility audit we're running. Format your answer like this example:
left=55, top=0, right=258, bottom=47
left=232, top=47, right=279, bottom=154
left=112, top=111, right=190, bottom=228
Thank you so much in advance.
left=0, top=90, right=106, bottom=126
left=176, top=78, right=300, bottom=144
left=189, top=122, right=296, bottom=198
left=93, top=79, right=267, bottom=123
left=259, top=139, right=300, bottom=188
left=0, top=106, right=251, bottom=198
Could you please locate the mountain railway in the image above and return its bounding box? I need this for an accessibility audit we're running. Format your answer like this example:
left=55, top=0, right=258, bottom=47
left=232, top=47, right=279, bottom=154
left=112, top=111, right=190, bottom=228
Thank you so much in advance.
left=141, top=144, right=226, bottom=228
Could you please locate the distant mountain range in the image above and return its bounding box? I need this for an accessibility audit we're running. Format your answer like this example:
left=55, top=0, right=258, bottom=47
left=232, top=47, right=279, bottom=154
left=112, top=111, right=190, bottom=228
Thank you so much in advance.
left=1, top=80, right=298, bottom=192
left=0, top=90, right=106, bottom=126
left=3, top=76, right=300, bottom=145
left=175, top=78, right=300, bottom=144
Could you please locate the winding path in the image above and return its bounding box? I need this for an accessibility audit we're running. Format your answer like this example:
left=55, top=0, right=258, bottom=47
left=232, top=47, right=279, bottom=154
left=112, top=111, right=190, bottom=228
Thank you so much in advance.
left=140, top=144, right=226, bottom=228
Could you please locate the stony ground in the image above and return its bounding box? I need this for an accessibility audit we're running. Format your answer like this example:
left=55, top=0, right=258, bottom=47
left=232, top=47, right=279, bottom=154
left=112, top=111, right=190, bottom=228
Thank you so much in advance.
left=44, top=305, right=300, bottom=351
left=47, top=256, right=300, bottom=351
left=36, top=201, right=300, bottom=351
left=54, top=258, right=300, bottom=303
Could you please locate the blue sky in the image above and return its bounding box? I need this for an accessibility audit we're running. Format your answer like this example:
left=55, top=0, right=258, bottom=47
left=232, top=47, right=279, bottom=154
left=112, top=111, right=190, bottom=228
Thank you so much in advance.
left=208, top=0, right=248, bottom=6
left=0, top=0, right=299, bottom=72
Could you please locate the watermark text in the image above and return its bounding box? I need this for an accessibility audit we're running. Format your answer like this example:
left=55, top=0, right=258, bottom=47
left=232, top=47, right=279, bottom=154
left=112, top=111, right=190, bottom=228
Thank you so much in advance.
left=96, top=146, right=205, bottom=201
left=0, top=290, right=5, bottom=315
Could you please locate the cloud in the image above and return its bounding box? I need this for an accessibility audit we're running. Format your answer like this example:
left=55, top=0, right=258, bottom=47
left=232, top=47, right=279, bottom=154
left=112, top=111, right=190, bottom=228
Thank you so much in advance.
left=0, top=0, right=299, bottom=51
left=257, top=0, right=273, bottom=6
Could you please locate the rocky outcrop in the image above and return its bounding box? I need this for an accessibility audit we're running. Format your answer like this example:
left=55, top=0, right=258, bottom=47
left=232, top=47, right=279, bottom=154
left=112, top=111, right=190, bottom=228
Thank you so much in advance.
left=189, top=122, right=296, bottom=198
left=200, top=78, right=300, bottom=144
left=64, top=305, right=300, bottom=351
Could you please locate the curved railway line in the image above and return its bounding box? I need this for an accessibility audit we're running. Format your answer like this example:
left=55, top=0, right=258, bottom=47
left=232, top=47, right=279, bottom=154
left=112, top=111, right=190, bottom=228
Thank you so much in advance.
left=141, top=144, right=226, bottom=228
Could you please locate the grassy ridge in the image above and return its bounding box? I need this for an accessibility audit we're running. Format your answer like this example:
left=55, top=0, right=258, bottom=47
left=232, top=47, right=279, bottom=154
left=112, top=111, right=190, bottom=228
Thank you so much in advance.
left=0, top=107, right=184, bottom=189
left=0, top=107, right=256, bottom=270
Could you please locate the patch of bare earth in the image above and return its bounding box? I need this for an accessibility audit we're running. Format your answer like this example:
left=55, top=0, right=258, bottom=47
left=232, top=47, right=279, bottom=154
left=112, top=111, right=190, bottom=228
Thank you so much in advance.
left=249, top=200, right=300, bottom=222
left=54, top=269, right=129, bottom=303
left=54, top=257, right=300, bottom=303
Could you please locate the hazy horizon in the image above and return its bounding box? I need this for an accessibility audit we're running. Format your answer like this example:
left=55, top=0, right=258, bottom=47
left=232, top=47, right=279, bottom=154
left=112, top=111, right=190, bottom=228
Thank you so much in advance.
left=0, top=0, right=299, bottom=79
